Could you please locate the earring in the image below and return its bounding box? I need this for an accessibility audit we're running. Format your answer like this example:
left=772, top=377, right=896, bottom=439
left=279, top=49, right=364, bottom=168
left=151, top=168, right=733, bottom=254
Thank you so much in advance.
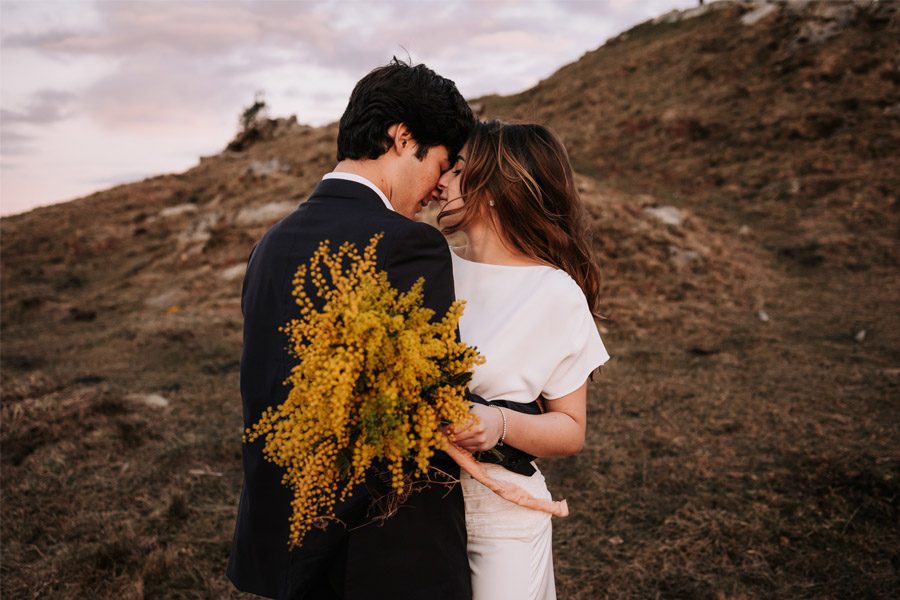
left=489, top=200, right=495, bottom=207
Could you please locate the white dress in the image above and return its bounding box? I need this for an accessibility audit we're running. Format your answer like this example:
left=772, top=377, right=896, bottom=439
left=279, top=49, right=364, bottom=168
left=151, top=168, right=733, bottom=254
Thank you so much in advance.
left=450, top=249, right=611, bottom=600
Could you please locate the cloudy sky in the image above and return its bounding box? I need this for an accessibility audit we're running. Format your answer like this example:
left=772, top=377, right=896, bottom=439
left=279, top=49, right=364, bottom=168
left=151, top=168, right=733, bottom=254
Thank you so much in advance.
left=0, top=0, right=696, bottom=217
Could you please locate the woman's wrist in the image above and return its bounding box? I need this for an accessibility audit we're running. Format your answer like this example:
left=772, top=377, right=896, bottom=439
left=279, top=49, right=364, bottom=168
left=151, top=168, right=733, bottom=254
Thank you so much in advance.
left=493, top=405, right=507, bottom=447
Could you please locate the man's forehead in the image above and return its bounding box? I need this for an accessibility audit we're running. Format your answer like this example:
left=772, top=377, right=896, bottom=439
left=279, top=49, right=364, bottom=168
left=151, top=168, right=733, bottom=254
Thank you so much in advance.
left=434, top=145, right=452, bottom=167
left=432, top=145, right=456, bottom=164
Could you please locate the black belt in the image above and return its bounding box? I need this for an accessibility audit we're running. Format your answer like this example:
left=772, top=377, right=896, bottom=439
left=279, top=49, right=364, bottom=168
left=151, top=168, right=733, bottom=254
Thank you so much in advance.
left=467, top=394, right=541, bottom=476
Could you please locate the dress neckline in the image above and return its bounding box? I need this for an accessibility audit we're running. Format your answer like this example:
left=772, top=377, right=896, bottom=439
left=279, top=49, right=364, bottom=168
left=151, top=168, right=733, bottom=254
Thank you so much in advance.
left=450, top=247, right=557, bottom=271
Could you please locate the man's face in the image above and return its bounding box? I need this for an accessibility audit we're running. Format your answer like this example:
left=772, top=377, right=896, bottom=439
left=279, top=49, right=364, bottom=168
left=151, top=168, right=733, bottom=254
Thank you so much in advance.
left=393, top=143, right=451, bottom=219
left=436, top=145, right=467, bottom=229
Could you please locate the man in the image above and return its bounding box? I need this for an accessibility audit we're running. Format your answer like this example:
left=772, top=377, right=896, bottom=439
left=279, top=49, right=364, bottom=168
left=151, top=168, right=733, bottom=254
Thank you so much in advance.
left=227, top=59, right=477, bottom=600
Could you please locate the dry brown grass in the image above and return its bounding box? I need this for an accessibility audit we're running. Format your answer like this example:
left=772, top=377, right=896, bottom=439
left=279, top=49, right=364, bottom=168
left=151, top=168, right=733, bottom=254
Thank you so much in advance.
left=3, top=2, right=898, bottom=598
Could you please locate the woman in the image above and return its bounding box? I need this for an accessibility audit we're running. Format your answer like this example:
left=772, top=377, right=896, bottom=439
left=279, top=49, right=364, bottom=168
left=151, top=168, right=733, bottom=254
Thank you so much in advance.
left=436, top=120, right=610, bottom=600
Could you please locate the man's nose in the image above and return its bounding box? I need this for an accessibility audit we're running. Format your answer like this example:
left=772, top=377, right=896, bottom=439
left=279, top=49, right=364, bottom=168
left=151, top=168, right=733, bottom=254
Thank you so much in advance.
left=432, top=178, right=446, bottom=198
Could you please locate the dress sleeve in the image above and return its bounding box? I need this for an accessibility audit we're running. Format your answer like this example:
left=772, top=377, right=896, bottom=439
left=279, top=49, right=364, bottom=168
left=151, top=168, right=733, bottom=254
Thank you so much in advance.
left=541, top=280, right=611, bottom=400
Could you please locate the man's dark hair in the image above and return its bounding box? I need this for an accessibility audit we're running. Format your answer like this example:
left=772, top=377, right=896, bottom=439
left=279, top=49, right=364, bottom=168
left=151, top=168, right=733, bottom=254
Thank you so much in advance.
left=336, top=58, right=474, bottom=162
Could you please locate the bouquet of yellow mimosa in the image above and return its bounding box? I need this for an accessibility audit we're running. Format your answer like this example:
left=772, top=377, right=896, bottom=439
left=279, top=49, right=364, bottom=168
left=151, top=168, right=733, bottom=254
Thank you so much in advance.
left=244, top=233, right=567, bottom=549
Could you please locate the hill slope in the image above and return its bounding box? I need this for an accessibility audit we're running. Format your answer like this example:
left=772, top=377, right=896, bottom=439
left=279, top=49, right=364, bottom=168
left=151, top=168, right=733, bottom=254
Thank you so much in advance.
left=2, top=2, right=898, bottom=598
left=476, top=0, right=899, bottom=269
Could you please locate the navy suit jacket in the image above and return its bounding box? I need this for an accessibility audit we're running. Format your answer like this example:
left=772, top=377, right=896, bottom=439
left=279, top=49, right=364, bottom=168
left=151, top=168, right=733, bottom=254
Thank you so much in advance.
left=227, top=178, right=471, bottom=600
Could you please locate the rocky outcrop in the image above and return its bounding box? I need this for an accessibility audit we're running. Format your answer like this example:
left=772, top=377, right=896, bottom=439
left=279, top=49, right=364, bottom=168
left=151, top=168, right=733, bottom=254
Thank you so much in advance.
left=226, top=115, right=303, bottom=152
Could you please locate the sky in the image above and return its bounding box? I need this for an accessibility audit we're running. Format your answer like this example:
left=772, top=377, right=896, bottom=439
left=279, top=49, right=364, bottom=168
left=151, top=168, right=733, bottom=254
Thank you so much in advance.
left=0, top=0, right=698, bottom=217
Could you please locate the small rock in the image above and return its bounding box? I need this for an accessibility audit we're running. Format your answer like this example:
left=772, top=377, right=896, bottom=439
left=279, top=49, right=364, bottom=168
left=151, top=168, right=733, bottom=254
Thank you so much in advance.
left=608, top=535, right=624, bottom=545
left=797, top=20, right=844, bottom=45
left=854, top=329, right=866, bottom=343
left=145, top=289, right=189, bottom=309
left=245, top=159, right=290, bottom=178
left=738, top=225, right=751, bottom=236
left=236, top=201, right=298, bottom=226
left=668, top=245, right=700, bottom=270
left=807, top=1, right=858, bottom=27
left=127, top=393, right=169, bottom=408
left=757, top=310, right=770, bottom=323
left=177, top=211, right=222, bottom=254
left=660, top=108, right=680, bottom=124
left=189, top=467, right=223, bottom=477
left=741, top=4, right=778, bottom=27
left=221, top=263, right=248, bottom=281
left=644, top=205, right=685, bottom=227
left=158, top=203, right=198, bottom=219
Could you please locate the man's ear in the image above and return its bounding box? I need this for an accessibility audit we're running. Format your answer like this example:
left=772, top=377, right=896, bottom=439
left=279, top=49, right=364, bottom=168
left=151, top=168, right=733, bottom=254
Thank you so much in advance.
left=387, top=123, right=413, bottom=155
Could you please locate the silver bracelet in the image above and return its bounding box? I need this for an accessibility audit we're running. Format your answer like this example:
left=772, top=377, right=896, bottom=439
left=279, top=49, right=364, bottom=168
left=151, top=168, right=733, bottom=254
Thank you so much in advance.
left=493, top=405, right=507, bottom=446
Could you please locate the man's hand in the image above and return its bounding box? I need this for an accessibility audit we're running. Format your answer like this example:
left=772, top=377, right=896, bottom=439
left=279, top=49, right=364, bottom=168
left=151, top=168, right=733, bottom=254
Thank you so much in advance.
left=447, top=404, right=503, bottom=453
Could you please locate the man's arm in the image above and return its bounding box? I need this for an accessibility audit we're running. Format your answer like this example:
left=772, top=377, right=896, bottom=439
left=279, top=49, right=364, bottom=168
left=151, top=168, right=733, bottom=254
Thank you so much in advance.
left=380, top=220, right=496, bottom=408
left=381, top=220, right=542, bottom=470
left=381, top=220, right=455, bottom=321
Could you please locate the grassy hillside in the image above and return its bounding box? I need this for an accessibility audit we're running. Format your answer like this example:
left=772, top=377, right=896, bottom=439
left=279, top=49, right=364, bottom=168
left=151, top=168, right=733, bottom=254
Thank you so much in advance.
left=2, top=2, right=897, bottom=598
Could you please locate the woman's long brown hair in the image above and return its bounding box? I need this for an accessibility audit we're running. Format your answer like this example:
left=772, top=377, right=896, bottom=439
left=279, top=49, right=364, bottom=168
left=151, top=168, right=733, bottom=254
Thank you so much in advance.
left=438, top=120, right=602, bottom=315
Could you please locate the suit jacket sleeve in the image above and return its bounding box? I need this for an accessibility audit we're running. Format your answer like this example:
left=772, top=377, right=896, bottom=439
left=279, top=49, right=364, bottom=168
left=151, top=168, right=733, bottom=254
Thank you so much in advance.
left=381, top=221, right=495, bottom=404
left=380, top=219, right=536, bottom=474
left=381, top=220, right=456, bottom=322
left=240, top=241, right=260, bottom=318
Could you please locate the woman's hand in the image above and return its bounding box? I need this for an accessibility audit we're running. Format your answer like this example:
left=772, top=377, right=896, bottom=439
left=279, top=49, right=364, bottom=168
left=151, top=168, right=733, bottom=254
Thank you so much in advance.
left=447, top=404, right=504, bottom=452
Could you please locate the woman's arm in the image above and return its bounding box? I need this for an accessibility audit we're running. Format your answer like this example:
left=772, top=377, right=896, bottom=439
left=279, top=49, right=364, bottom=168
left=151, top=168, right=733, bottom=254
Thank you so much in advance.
left=449, top=381, right=588, bottom=458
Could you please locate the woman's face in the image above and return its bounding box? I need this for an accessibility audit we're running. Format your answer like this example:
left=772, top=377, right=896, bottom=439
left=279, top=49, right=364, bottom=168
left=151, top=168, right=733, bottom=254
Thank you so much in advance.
left=437, top=145, right=468, bottom=230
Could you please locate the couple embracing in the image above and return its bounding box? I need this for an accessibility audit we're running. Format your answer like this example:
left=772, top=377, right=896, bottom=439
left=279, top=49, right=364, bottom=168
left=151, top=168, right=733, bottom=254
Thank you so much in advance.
left=227, top=59, right=610, bottom=600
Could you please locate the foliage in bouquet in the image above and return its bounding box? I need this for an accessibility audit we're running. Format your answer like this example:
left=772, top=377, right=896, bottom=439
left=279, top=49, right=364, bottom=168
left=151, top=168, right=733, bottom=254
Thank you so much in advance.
left=244, top=233, right=483, bottom=548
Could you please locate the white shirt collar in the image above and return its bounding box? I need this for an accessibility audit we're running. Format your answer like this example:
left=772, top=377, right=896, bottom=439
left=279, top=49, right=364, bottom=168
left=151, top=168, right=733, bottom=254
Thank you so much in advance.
left=321, top=172, right=394, bottom=212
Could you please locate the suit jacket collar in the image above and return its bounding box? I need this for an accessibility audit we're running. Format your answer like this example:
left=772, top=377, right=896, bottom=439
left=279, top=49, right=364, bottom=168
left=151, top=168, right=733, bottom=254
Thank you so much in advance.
left=322, top=172, right=394, bottom=212
left=308, top=178, right=393, bottom=214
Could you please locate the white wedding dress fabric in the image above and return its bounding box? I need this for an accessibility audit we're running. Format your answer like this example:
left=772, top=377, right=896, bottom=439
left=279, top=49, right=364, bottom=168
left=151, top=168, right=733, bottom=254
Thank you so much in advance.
left=450, top=249, right=610, bottom=600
